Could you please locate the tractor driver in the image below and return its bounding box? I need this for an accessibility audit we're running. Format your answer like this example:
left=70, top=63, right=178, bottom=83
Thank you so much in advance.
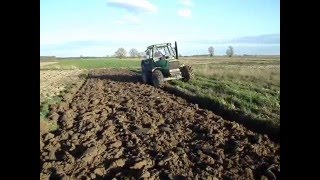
left=154, top=50, right=164, bottom=60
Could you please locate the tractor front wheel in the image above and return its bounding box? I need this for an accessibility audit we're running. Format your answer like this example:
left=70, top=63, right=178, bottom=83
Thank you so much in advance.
left=152, top=69, right=164, bottom=88
left=142, top=71, right=148, bottom=83
left=141, top=65, right=152, bottom=84
left=180, top=65, right=194, bottom=82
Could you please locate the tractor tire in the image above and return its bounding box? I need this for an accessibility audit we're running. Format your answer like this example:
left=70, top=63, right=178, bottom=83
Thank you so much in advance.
left=141, top=65, right=151, bottom=84
left=152, top=69, right=164, bottom=88
left=180, top=65, right=194, bottom=82
left=142, top=71, right=148, bottom=83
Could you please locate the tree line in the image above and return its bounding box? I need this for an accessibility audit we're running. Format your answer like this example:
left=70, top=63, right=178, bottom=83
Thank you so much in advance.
left=113, top=46, right=235, bottom=59
left=208, top=46, right=234, bottom=57
left=114, top=48, right=145, bottom=59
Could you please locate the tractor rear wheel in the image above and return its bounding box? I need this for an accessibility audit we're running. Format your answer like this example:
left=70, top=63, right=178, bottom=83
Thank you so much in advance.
left=180, top=65, right=194, bottom=82
left=152, top=69, right=164, bottom=88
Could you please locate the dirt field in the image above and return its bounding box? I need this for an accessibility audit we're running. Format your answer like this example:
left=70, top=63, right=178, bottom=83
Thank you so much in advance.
left=40, top=69, right=280, bottom=180
left=40, top=62, right=58, bottom=67
left=40, top=69, right=85, bottom=104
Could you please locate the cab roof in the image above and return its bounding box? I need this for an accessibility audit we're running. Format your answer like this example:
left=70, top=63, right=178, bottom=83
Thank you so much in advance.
left=147, top=43, right=172, bottom=49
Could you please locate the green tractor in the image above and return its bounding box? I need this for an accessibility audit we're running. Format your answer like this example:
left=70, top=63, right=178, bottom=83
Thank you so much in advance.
left=141, top=41, right=194, bottom=87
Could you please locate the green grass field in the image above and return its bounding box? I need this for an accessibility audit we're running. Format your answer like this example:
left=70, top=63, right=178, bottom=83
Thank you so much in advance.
left=171, top=74, right=279, bottom=126
left=177, top=57, right=280, bottom=129
left=41, top=58, right=141, bottom=70
left=40, top=56, right=280, bottom=132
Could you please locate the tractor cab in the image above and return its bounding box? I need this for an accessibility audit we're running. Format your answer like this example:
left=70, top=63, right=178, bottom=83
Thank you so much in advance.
left=144, top=43, right=176, bottom=61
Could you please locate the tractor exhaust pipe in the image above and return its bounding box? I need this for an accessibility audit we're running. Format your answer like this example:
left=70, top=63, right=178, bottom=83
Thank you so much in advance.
left=175, top=41, right=178, bottom=59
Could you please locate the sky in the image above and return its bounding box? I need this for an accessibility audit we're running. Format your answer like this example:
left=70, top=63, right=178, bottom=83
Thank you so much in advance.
left=40, top=0, right=280, bottom=57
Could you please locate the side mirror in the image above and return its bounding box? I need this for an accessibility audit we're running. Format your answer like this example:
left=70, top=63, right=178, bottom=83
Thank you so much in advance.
left=146, top=51, right=150, bottom=55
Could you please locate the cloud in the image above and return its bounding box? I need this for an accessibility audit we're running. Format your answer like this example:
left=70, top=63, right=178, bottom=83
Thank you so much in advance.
left=179, top=0, right=193, bottom=7
left=40, top=34, right=280, bottom=57
left=226, top=34, right=280, bottom=44
left=186, top=34, right=280, bottom=45
left=177, top=9, right=192, bottom=17
left=114, top=14, right=141, bottom=25
left=107, top=0, right=157, bottom=13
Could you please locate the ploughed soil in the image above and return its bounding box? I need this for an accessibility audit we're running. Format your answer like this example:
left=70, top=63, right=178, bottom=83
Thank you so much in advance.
left=40, top=69, right=280, bottom=180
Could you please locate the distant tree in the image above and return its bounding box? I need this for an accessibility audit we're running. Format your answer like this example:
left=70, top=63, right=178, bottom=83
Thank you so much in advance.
left=139, top=52, right=146, bottom=58
left=226, top=46, right=234, bottom=57
left=115, top=48, right=127, bottom=59
left=137, top=52, right=145, bottom=58
left=129, top=48, right=138, bottom=58
left=208, top=46, right=214, bottom=57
